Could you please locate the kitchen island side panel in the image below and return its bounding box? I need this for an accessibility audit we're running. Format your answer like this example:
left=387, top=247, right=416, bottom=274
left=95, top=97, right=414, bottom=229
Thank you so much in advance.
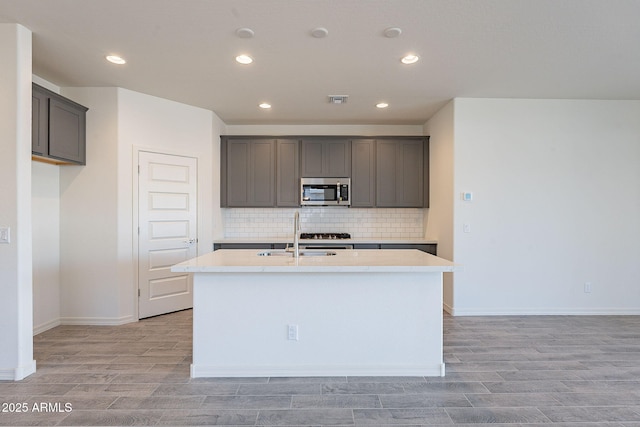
left=191, top=271, right=444, bottom=377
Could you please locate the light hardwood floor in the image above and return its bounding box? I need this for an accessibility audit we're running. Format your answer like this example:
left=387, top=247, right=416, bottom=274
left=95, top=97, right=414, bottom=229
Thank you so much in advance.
left=1, top=310, right=640, bottom=426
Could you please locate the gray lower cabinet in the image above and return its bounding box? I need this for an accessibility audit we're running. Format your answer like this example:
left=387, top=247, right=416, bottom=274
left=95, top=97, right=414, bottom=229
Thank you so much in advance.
left=214, top=243, right=273, bottom=250
left=222, top=138, right=276, bottom=207
left=32, top=83, right=88, bottom=165
left=379, top=243, right=437, bottom=255
left=376, top=138, right=427, bottom=207
left=352, top=243, right=379, bottom=249
left=216, top=242, right=436, bottom=255
left=301, top=139, right=351, bottom=177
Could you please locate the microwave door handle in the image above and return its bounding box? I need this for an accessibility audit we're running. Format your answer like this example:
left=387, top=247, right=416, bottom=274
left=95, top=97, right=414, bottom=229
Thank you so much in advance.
left=336, top=182, right=341, bottom=203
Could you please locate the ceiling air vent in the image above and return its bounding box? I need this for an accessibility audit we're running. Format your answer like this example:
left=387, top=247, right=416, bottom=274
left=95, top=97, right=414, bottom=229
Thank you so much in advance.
left=328, top=95, right=348, bottom=104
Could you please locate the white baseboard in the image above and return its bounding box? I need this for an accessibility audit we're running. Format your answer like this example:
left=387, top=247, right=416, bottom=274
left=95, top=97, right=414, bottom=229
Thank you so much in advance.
left=443, top=302, right=453, bottom=314
left=0, top=360, right=36, bottom=381
left=450, top=307, right=640, bottom=316
left=33, top=318, right=61, bottom=336
left=34, top=315, right=138, bottom=335
left=191, top=363, right=445, bottom=378
left=59, top=315, right=137, bottom=326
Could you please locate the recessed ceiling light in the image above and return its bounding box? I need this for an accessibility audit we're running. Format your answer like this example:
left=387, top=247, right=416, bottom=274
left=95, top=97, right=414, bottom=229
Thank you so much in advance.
left=401, top=54, right=419, bottom=65
left=235, top=27, right=255, bottom=38
left=259, top=103, right=271, bottom=109
left=383, top=27, right=402, bottom=38
left=235, top=54, right=253, bottom=64
left=106, top=55, right=126, bottom=65
left=376, top=102, right=389, bottom=109
left=310, top=27, right=329, bottom=38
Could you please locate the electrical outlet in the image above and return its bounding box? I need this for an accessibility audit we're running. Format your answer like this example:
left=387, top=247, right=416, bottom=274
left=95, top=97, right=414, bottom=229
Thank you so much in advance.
left=287, top=324, right=299, bottom=341
left=0, top=226, right=9, bottom=244
left=584, top=282, right=592, bottom=293
left=463, top=223, right=471, bottom=233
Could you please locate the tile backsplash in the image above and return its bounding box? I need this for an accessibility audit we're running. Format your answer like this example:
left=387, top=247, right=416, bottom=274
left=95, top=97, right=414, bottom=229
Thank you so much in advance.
left=222, top=208, right=425, bottom=239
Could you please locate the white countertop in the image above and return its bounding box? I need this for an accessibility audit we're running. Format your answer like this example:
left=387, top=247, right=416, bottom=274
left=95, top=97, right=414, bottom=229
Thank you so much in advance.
left=171, top=249, right=460, bottom=273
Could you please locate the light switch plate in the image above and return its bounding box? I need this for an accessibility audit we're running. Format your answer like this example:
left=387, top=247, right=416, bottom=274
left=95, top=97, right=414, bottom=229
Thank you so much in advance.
left=287, top=324, right=299, bottom=341
left=0, top=226, right=10, bottom=243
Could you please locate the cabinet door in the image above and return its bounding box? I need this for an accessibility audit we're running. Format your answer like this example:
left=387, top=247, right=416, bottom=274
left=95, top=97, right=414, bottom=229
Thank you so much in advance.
left=301, top=139, right=351, bottom=177
left=301, top=140, right=324, bottom=176
left=225, top=139, right=276, bottom=207
left=32, top=87, right=49, bottom=156
left=276, top=139, right=300, bottom=206
left=375, top=140, right=398, bottom=207
left=380, top=243, right=437, bottom=255
left=398, top=140, right=423, bottom=207
left=376, top=139, right=424, bottom=207
left=48, top=97, right=87, bottom=164
left=250, top=140, right=276, bottom=206
left=353, top=243, right=380, bottom=249
left=225, top=140, right=250, bottom=206
left=325, top=139, right=351, bottom=176
left=214, top=243, right=273, bottom=250
left=351, top=139, right=375, bottom=207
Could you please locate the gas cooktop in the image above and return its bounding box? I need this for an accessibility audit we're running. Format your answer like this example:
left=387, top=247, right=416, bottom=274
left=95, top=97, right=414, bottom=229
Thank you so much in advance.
left=300, top=233, right=351, bottom=240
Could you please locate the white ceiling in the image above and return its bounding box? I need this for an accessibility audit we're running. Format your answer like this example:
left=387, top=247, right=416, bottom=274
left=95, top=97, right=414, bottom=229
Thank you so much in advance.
left=1, top=0, right=639, bottom=125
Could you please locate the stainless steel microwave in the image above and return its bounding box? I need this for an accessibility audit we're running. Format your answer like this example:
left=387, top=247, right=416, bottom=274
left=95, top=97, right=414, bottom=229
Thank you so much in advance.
left=300, top=178, right=350, bottom=206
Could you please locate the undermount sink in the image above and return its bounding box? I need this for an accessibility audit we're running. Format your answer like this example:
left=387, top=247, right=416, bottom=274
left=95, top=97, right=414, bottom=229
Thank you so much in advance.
left=257, top=250, right=337, bottom=257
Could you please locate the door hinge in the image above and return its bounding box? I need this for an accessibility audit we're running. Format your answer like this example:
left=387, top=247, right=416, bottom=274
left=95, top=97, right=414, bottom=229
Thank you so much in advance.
left=138, top=289, right=141, bottom=297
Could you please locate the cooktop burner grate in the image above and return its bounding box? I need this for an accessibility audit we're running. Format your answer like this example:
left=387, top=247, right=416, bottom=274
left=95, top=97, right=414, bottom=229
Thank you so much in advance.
left=300, top=233, right=351, bottom=240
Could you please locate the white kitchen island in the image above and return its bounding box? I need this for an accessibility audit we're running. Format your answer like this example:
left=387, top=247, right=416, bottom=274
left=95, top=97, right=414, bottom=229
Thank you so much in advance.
left=171, top=249, right=460, bottom=378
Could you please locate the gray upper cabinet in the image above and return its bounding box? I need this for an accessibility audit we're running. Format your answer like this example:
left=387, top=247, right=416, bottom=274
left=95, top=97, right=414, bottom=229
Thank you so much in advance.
left=301, top=139, right=351, bottom=177
left=32, top=86, right=48, bottom=156
left=32, top=83, right=88, bottom=165
left=351, top=139, right=376, bottom=207
left=222, top=138, right=276, bottom=207
left=221, top=137, right=300, bottom=208
left=221, top=135, right=428, bottom=209
left=376, top=138, right=428, bottom=208
left=276, top=139, right=300, bottom=207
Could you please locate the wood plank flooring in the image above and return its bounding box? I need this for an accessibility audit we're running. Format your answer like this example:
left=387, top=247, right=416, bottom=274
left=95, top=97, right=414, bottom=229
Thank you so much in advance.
left=1, top=310, right=640, bottom=425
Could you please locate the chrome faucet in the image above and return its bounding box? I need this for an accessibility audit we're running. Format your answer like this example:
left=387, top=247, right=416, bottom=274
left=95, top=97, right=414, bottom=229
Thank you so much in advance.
left=293, top=211, right=300, bottom=259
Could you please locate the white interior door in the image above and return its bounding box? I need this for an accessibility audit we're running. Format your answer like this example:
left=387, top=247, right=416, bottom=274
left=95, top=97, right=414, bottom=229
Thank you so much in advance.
left=138, top=151, right=197, bottom=319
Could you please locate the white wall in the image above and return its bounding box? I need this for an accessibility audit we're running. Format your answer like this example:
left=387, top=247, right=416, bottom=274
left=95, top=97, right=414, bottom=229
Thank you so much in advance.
left=423, top=101, right=455, bottom=311
left=117, top=88, right=217, bottom=257
left=32, top=162, right=61, bottom=333
left=57, top=87, right=218, bottom=323
left=58, top=87, right=120, bottom=323
left=449, top=98, right=640, bottom=315
left=31, top=76, right=62, bottom=334
left=0, top=23, right=35, bottom=380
